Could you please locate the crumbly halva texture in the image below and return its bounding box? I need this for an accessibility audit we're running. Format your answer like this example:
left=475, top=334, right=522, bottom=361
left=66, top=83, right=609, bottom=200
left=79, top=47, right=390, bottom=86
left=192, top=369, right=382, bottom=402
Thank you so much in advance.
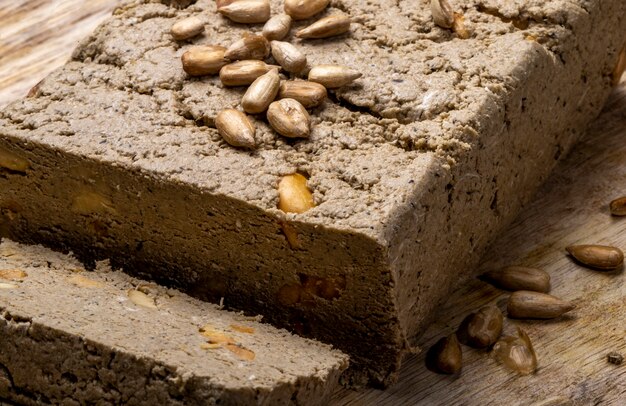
left=0, top=0, right=625, bottom=386
left=0, top=239, right=348, bottom=405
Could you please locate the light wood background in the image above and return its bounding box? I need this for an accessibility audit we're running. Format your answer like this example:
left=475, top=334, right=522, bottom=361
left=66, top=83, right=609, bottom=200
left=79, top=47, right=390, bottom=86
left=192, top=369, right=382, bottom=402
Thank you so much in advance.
left=0, top=1, right=624, bottom=405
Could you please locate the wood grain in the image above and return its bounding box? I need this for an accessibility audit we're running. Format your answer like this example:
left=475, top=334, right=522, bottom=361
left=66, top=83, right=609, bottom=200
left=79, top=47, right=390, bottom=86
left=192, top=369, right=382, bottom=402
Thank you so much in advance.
left=1, top=1, right=624, bottom=404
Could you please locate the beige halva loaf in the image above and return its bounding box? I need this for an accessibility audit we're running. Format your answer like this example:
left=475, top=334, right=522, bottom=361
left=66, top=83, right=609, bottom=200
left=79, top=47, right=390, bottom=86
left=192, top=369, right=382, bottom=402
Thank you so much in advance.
left=0, top=0, right=625, bottom=386
left=0, top=239, right=348, bottom=405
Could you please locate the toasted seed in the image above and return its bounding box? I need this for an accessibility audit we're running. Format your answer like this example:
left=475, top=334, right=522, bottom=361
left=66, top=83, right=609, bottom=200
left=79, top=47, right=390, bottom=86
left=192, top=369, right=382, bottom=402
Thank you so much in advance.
left=225, top=343, right=256, bottom=360
left=612, top=46, right=626, bottom=86
left=242, top=69, right=280, bottom=114
left=493, top=327, right=537, bottom=375
left=220, top=60, right=280, bottom=86
left=68, top=274, right=103, bottom=288
left=215, top=109, right=256, bottom=148
left=481, top=266, right=550, bottom=293
left=426, top=333, right=462, bottom=374
left=225, top=35, right=270, bottom=61
left=507, top=291, right=575, bottom=319
left=0, top=269, right=28, bottom=280
left=284, top=0, right=329, bottom=20
left=278, top=173, right=315, bottom=214
left=566, top=244, right=624, bottom=270
left=465, top=305, right=503, bottom=348
left=263, top=14, right=292, bottom=40
left=453, top=12, right=471, bottom=39
left=218, top=0, right=271, bottom=24
left=267, top=98, right=311, bottom=138
left=609, top=196, right=626, bottom=216
left=296, top=14, right=351, bottom=39
left=128, top=290, right=157, bottom=309
left=171, top=16, right=204, bottom=40
left=270, top=41, right=307, bottom=73
left=181, top=45, right=228, bottom=76
left=430, top=0, right=454, bottom=29
left=308, top=64, right=361, bottom=88
left=278, top=80, right=327, bottom=108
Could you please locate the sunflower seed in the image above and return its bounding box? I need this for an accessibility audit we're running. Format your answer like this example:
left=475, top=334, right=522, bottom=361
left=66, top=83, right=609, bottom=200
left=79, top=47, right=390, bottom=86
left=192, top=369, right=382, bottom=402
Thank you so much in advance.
left=278, top=173, right=315, bottom=214
left=284, top=0, right=329, bottom=20
left=262, top=14, right=292, bottom=41
left=453, top=12, right=471, bottom=39
left=278, top=80, right=327, bottom=108
left=271, top=41, right=307, bottom=73
left=426, top=333, right=462, bottom=374
left=215, top=109, right=256, bottom=148
left=242, top=68, right=280, bottom=114
left=481, top=266, right=550, bottom=293
left=493, top=328, right=537, bottom=375
left=507, top=290, right=575, bottom=319
left=171, top=16, right=204, bottom=40
left=609, top=196, right=626, bottom=216
left=181, top=45, right=228, bottom=76
left=566, top=244, right=624, bottom=270
left=219, top=60, right=281, bottom=86
left=225, top=35, right=271, bottom=61
left=308, top=64, right=361, bottom=88
left=128, top=290, right=157, bottom=309
left=296, top=14, right=351, bottom=39
left=218, top=0, right=271, bottom=24
left=464, top=305, right=503, bottom=348
left=267, top=98, right=311, bottom=138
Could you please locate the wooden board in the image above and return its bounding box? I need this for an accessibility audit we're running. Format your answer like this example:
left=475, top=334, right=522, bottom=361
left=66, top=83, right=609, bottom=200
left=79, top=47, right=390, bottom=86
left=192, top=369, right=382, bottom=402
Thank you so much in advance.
left=1, top=1, right=624, bottom=404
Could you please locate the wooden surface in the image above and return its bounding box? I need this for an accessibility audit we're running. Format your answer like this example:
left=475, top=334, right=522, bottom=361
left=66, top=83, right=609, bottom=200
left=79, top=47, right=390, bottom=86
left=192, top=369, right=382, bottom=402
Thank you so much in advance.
left=1, top=1, right=624, bottom=405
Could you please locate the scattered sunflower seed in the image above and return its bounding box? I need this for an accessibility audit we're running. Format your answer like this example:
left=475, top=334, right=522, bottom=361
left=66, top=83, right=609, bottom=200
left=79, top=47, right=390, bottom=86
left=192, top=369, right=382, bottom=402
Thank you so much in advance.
left=219, top=60, right=280, bottom=86
left=609, top=196, right=626, bottom=216
left=262, top=14, right=292, bottom=41
left=181, top=45, right=228, bottom=76
left=566, top=244, right=624, bottom=270
left=267, top=98, right=311, bottom=138
left=493, top=327, right=537, bottom=375
left=426, top=333, right=462, bottom=374
left=225, top=35, right=271, bottom=61
left=215, top=109, right=256, bottom=148
left=296, top=14, right=351, bottom=39
left=278, top=173, right=315, bottom=214
left=507, top=290, right=575, bottom=319
left=308, top=64, right=362, bottom=88
left=171, top=16, right=204, bottom=40
left=481, top=266, right=550, bottom=293
left=278, top=80, right=327, bottom=108
left=284, top=0, right=329, bottom=20
left=241, top=68, right=280, bottom=114
left=218, top=0, right=271, bottom=24
left=464, top=305, right=503, bottom=348
left=271, top=41, right=307, bottom=73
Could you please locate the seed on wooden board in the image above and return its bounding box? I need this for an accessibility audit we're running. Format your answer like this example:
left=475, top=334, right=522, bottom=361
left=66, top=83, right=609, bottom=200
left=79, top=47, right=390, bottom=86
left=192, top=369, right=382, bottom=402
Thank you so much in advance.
left=215, top=109, right=256, bottom=148
left=296, top=14, right=351, bottom=39
left=284, top=0, right=329, bottom=20
left=493, top=328, right=537, bottom=375
left=278, top=173, right=315, bottom=214
left=430, top=0, right=454, bottom=29
left=267, top=98, right=311, bottom=139
left=225, top=35, right=270, bottom=61
left=426, top=333, right=462, bottom=374
left=566, top=244, right=624, bottom=270
left=171, top=16, right=204, bottom=40
left=464, top=305, right=503, bottom=348
left=241, top=69, right=280, bottom=114
left=308, top=65, right=361, bottom=88
left=270, top=41, right=307, bottom=73
left=181, top=45, right=228, bottom=76
left=219, top=60, right=280, bottom=86
left=609, top=196, right=626, bottom=216
left=262, top=14, right=292, bottom=41
left=481, top=266, right=550, bottom=293
left=453, top=13, right=471, bottom=39
left=218, top=0, right=271, bottom=24
left=507, top=290, right=575, bottom=319
left=278, top=80, right=327, bottom=108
